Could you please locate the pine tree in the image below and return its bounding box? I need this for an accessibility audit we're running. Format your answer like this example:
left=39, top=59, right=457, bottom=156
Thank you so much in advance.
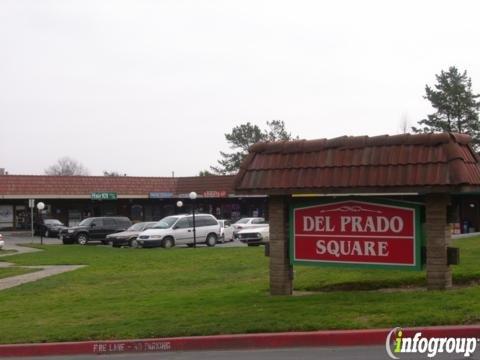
left=210, top=120, right=295, bottom=175
left=412, top=66, right=480, bottom=149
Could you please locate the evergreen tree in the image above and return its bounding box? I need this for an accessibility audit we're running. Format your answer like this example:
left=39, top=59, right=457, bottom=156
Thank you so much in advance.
left=210, top=120, right=295, bottom=175
left=198, top=170, right=214, bottom=176
left=412, top=66, right=480, bottom=148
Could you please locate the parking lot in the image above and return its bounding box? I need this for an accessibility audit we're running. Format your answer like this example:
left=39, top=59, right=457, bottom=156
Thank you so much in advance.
left=1, top=232, right=247, bottom=248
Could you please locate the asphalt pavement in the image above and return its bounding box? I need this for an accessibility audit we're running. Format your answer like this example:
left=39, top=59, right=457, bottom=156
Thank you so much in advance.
left=1, top=232, right=247, bottom=248
left=2, top=345, right=479, bottom=360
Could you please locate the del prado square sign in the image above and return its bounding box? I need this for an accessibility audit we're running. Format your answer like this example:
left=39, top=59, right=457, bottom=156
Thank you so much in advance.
left=290, top=199, right=424, bottom=270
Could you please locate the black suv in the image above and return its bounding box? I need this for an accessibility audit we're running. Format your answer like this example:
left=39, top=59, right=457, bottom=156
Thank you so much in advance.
left=59, top=217, right=132, bottom=245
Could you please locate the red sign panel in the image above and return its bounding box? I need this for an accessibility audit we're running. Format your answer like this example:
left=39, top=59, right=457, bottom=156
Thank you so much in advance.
left=203, top=191, right=227, bottom=198
left=291, top=200, right=421, bottom=269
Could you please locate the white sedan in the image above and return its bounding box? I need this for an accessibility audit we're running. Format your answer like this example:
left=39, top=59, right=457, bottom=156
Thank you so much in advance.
left=232, top=217, right=268, bottom=235
left=235, top=225, right=269, bottom=246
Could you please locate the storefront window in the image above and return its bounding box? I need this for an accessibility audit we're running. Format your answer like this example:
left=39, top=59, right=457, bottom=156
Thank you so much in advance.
left=131, top=204, right=143, bottom=221
left=69, top=210, right=82, bottom=227
left=0, top=205, right=14, bottom=230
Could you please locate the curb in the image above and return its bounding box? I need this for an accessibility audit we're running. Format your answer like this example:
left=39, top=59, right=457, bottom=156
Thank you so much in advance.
left=0, top=326, right=479, bottom=357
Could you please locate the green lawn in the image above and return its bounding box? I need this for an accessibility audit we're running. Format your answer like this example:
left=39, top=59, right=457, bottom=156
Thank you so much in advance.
left=0, top=267, right=38, bottom=279
left=0, top=249, right=17, bottom=255
left=0, top=238, right=479, bottom=344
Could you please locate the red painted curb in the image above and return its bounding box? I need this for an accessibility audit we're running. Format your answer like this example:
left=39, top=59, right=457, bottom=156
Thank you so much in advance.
left=0, top=326, right=479, bottom=357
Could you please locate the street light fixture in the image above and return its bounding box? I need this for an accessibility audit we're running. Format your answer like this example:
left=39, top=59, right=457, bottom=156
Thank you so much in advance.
left=36, top=202, right=45, bottom=245
left=189, top=192, right=197, bottom=248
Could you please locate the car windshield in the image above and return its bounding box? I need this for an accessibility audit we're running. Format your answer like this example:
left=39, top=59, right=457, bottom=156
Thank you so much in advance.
left=78, top=218, right=93, bottom=226
left=153, top=217, right=178, bottom=229
left=127, top=223, right=146, bottom=231
left=235, top=218, right=250, bottom=224
left=44, top=219, right=63, bottom=225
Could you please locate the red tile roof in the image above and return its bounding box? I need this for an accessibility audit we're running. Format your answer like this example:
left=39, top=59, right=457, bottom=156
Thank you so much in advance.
left=234, top=133, right=480, bottom=194
left=0, top=175, right=235, bottom=198
left=176, top=176, right=235, bottom=195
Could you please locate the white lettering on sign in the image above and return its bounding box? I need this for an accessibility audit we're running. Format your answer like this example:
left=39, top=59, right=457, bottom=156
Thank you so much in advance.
left=339, top=216, right=404, bottom=233
left=304, top=215, right=404, bottom=233
left=316, top=239, right=390, bottom=257
left=303, top=216, right=335, bottom=232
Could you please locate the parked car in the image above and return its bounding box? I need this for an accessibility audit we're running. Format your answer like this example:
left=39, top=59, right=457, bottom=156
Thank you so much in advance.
left=135, top=214, right=220, bottom=248
left=218, top=219, right=234, bottom=243
left=59, top=217, right=132, bottom=245
left=236, top=225, right=270, bottom=246
left=108, top=222, right=157, bottom=247
left=232, top=217, right=268, bottom=235
left=34, top=219, right=67, bottom=238
left=0, top=233, right=4, bottom=249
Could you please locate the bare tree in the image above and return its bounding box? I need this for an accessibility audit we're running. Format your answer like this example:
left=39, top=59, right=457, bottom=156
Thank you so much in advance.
left=45, top=157, right=89, bottom=176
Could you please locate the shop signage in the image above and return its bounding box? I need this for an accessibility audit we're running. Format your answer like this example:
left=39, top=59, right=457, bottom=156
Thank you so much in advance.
left=149, top=192, right=173, bottom=199
left=203, top=191, right=227, bottom=198
left=290, top=199, right=423, bottom=270
left=91, top=192, right=117, bottom=200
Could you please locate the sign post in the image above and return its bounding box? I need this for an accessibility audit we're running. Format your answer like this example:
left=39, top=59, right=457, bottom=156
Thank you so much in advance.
left=28, top=199, right=35, bottom=237
left=290, top=199, right=423, bottom=270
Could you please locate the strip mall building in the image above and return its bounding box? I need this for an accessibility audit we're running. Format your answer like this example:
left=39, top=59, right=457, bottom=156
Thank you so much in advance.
left=0, top=174, right=266, bottom=230
left=1, top=133, right=480, bottom=233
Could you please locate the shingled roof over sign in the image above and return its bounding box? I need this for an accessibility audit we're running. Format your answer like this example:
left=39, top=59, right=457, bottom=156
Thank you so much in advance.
left=234, top=133, right=480, bottom=195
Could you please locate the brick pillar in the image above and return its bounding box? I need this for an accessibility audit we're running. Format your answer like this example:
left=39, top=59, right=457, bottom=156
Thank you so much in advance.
left=268, top=195, right=293, bottom=295
left=425, top=193, right=452, bottom=290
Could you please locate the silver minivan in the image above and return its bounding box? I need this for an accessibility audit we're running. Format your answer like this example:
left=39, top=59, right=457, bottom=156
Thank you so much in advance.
left=134, top=214, right=220, bottom=248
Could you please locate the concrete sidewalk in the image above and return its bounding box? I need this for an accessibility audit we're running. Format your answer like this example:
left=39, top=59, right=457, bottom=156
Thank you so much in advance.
left=0, top=262, right=86, bottom=291
left=0, top=237, right=85, bottom=291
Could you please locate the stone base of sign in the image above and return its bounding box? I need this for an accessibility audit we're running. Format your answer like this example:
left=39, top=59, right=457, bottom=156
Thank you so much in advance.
left=425, top=194, right=452, bottom=290
left=269, top=196, right=293, bottom=295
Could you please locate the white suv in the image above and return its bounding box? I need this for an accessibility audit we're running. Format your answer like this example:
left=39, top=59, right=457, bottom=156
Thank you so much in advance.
left=135, top=214, right=220, bottom=248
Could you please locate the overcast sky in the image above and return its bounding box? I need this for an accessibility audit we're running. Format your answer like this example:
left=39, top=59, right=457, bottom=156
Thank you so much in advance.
left=1, top=0, right=479, bottom=177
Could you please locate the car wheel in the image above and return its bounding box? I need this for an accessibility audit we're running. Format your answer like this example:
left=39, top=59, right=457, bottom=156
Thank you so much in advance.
left=77, top=233, right=88, bottom=245
left=205, top=233, right=217, bottom=247
left=130, top=239, right=142, bottom=248
left=162, top=237, right=174, bottom=249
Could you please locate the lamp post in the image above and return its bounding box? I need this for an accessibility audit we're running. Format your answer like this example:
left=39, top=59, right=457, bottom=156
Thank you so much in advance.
left=36, top=202, right=45, bottom=245
left=189, top=192, right=197, bottom=248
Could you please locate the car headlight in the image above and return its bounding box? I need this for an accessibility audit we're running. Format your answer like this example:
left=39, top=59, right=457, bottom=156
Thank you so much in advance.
left=149, top=235, right=163, bottom=239
left=68, top=229, right=74, bottom=233
left=256, top=233, right=262, bottom=238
